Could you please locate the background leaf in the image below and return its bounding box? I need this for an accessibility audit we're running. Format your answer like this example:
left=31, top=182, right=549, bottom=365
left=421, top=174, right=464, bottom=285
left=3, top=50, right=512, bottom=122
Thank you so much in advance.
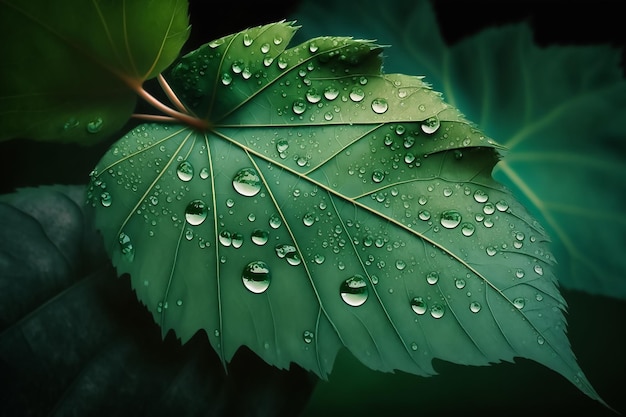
left=88, top=21, right=603, bottom=408
left=291, top=0, right=626, bottom=300
left=0, top=0, right=190, bottom=144
left=0, top=185, right=314, bottom=417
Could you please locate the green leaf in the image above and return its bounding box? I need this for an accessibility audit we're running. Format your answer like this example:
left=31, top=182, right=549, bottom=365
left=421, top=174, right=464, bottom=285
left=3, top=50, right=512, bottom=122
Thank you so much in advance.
left=0, top=0, right=190, bottom=144
left=291, top=0, right=626, bottom=299
left=88, top=21, right=604, bottom=406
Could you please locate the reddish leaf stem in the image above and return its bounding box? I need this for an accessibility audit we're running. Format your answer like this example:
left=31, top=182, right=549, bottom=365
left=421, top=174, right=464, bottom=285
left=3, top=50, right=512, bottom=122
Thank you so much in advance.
left=132, top=84, right=209, bottom=130
left=158, top=74, right=188, bottom=114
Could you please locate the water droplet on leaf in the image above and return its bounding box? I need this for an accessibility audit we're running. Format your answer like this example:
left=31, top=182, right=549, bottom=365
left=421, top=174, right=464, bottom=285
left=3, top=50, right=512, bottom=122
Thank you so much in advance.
left=86, top=117, right=103, bottom=133
left=371, top=98, right=388, bottom=114
left=118, top=232, right=134, bottom=262
left=233, top=168, right=261, bottom=196
left=410, top=297, right=427, bottom=315
left=420, top=116, right=440, bottom=134
left=185, top=200, right=208, bottom=225
left=430, top=304, right=445, bottom=319
left=340, top=275, right=369, bottom=306
left=242, top=260, right=271, bottom=294
left=440, top=210, right=462, bottom=229
left=177, top=161, right=194, bottom=182
left=251, top=229, right=269, bottom=245
left=426, top=271, right=439, bottom=285
left=461, top=222, right=475, bottom=237
left=100, top=191, right=112, bottom=207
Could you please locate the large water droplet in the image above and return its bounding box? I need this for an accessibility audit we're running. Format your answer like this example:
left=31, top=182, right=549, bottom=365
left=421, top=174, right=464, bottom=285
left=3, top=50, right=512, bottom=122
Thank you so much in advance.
left=430, top=303, right=445, bottom=319
left=420, top=116, right=440, bottom=134
left=349, top=87, right=365, bottom=102
left=233, top=168, right=261, bottom=196
left=340, top=275, right=369, bottom=307
left=219, top=230, right=232, bottom=246
left=534, top=264, right=544, bottom=276
left=440, top=210, right=462, bottom=229
left=469, top=301, right=482, bottom=313
left=242, top=261, right=271, bottom=294
left=276, top=138, right=289, bottom=155
left=221, top=73, right=232, bottom=86
left=473, top=189, right=489, bottom=203
left=275, top=243, right=301, bottom=265
left=243, top=33, right=253, bottom=47
left=251, top=229, right=269, bottom=245
left=292, top=100, right=307, bottom=115
left=324, top=86, right=339, bottom=101
left=302, top=212, right=315, bottom=226
left=410, top=297, right=427, bottom=315
left=513, top=297, right=526, bottom=309
left=461, top=222, right=476, bottom=237
left=372, top=170, right=385, bottom=183
left=119, top=232, right=134, bottom=262
left=269, top=214, right=282, bottom=229
left=232, top=232, right=244, bottom=248
left=177, top=160, right=194, bottom=182
left=100, top=191, right=112, bottom=207
left=185, top=200, right=208, bottom=225
left=86, top=117, right=103, bottom=133
left=371, top=98, right=388, bottom=114
left=426, top=271, right=439, bottom=285
left=306, top=88, right=321, bottom=104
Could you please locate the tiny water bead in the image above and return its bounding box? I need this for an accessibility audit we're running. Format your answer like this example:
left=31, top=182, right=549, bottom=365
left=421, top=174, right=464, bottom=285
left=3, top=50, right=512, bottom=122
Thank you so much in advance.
left=232, top=167, right=261, bottom=197
left=439, top=210, right=462, bottom=229
left=420, top=116, right=440, bottom=134
left=185, top=200, right=208, bottom=226
left=340, top=275, right=369, bottom=307
left=242, top=261, right=271, bottom=294
left=199, top=167, right=210, bottom=180
left=410, top=297, right=427, bottom=315
left=177, top=160, right=194, bottom=182
left=303, top=330, right=314, bottom=344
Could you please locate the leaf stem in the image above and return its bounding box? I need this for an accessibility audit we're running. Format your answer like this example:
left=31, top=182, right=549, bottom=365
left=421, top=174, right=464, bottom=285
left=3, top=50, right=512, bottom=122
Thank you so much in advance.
left=158, top=74, right=188, bottom=114
left=132, top=84, right=209, bottom=130
left=131, top=113, right=179, bottom=123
